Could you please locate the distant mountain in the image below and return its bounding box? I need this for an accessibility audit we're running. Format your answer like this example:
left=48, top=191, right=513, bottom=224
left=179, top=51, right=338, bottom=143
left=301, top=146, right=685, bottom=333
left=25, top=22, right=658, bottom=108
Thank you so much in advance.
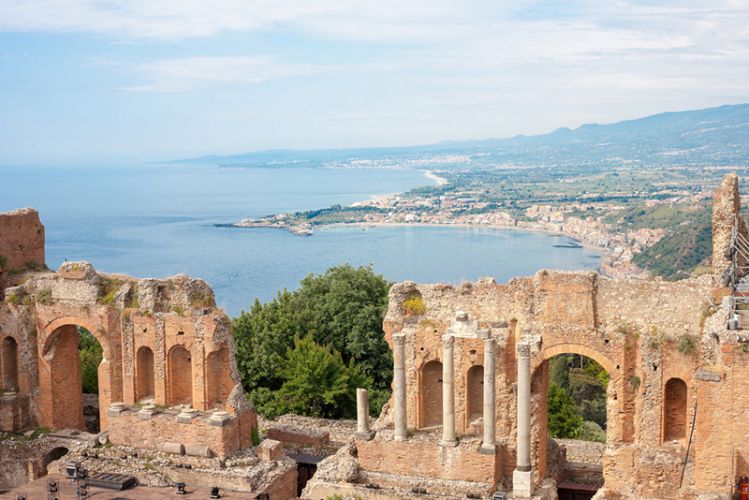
left=172, top=103, right=749, bottom=169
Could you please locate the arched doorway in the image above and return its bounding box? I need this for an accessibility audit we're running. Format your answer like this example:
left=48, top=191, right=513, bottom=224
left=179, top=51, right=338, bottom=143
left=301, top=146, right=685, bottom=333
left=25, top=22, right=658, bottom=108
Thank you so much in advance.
left=168, top=346, right=192, bottom=406
left=466, top=364, right=483, bottom=426
left=533, top=348, right=617, bottom=499
left=1, top=336, right=19, bottom=392
left=41, top=325, right=104, bottom=432
left=136, top=346, right=155, bottom=402
left=419, top=360, right=443, bottom=428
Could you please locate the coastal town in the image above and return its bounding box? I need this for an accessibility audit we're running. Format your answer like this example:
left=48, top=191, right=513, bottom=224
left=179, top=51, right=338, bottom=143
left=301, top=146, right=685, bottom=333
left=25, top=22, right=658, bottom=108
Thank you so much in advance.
left=232, top=166, right=720, bottom=279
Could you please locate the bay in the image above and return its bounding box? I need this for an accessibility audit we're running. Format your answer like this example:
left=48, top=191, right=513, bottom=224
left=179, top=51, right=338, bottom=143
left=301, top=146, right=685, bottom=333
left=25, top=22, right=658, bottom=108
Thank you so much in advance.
left=0, top=165, right=602, bottom=315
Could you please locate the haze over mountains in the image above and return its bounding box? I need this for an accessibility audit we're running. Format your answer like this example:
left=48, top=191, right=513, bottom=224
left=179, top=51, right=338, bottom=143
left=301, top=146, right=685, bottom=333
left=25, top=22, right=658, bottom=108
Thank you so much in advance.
left=177, top=103, right=749, bottom=170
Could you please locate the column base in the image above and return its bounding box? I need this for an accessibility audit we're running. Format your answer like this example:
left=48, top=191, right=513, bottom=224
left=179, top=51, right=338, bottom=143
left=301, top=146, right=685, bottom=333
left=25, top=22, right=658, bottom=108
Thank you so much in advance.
left=394, top=432, right=407, bottom=442
left=355, top=431, right=375, bottom=441
left=478, top=443, right=496, bottom=455
left=439, top=439, right=458, bottom=447
left=512, top=469, right=533, bottom=498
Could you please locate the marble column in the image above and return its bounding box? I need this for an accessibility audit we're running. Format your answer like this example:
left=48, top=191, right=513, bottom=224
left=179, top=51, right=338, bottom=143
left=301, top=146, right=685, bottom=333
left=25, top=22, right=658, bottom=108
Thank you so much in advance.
left=356, top=388, right=374, bottom=440
left=393, top=333, right=407, bottom=441
left=440, top=334, right=458, bottom=447
left=479, top=337, right=496, bottom=454
left=513, top=341, right=533, bottom=497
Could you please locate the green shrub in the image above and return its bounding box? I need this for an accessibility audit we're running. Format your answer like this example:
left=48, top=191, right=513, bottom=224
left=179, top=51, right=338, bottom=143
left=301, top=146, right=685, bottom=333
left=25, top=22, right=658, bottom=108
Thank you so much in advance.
left=577, top=420, right=607, bottom=443
left=677, top=334, right=697, bottom=355
left=36, top=288, right=53, bottom=305
left=98, top=278, right=123, bottom=306
left=79, top=328, right=102, bottom=394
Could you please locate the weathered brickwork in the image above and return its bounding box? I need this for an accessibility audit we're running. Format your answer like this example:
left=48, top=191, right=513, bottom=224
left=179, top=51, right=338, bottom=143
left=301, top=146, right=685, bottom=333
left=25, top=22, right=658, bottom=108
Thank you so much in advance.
left=0, top=209, right=257, bottom=461
left=307, top=174, right=749, bottom=500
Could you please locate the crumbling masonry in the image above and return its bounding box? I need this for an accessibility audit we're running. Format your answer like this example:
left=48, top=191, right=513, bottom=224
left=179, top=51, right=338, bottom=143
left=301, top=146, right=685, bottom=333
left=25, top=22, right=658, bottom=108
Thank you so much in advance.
left=304, top=173, right=749, bottom=499
left=5, top=175, right=749, bottom=499
left=0, top=209, right=298, bottom=498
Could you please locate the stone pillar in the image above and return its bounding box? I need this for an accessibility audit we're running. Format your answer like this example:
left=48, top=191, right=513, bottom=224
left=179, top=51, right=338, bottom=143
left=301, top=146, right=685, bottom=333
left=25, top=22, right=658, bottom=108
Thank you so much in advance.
left=440, top=334, right=458, bottom=447
left=356, top=388, right=374, bottom=440
left=393, top=333, right=407, bottom=441
left=513, top=342, right=533, bottom=497
left=479, top=337, right=496, bottom=454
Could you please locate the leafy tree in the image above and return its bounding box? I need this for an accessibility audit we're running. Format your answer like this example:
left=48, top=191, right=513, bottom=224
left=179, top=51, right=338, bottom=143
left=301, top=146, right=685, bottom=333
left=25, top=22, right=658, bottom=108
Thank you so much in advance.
left=547, top=383, right=583, bottom=439
left=272, top=335, right=370, bottom=418
left=233, top=264, right=392, bottom=418
left=78, top=328, right=102, bottom=394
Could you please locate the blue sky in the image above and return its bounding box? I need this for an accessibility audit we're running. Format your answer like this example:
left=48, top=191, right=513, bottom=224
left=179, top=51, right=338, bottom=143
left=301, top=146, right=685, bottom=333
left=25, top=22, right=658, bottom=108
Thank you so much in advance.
left=1, top=0, right=748, bottom=166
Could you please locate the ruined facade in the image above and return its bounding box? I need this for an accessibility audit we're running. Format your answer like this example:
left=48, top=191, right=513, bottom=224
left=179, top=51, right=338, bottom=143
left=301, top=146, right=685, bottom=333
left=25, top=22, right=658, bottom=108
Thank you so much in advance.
left=0, top=208, right=303, bottom=497
left=305, top=174, right=749, bottom=499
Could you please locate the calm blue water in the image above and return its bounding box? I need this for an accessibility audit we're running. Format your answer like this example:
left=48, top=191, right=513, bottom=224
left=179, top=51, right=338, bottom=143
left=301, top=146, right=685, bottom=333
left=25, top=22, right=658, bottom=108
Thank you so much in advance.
left=0, top=165, right=602, bottom=315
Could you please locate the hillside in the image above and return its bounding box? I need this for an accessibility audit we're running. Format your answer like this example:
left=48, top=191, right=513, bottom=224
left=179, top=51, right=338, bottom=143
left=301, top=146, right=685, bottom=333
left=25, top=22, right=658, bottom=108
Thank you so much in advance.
left=174, top=103, right=749, bottom=169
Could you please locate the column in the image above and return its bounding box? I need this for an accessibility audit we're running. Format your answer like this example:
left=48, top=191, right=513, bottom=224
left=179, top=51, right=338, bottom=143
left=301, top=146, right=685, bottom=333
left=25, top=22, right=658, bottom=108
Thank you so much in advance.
left=440, top=334, right=458, bottom=447
left=513, top=341, right=533, bottom=497
left=356, top=388, right=374, bottom=440
left=479, top=337, right=496, bottom=454
left=393, top=333, right=407, bottom=441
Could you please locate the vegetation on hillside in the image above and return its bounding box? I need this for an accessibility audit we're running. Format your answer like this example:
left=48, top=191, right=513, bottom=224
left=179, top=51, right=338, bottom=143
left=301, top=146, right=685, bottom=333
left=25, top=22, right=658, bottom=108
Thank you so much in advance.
left=632, top=207, right=711, bottom=280
left=233, top=264, right=392, bottom=419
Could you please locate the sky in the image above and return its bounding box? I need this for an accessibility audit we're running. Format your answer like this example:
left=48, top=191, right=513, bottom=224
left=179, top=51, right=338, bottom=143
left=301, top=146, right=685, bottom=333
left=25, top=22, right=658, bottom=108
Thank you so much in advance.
left=1, top=0, right=748, bottom=166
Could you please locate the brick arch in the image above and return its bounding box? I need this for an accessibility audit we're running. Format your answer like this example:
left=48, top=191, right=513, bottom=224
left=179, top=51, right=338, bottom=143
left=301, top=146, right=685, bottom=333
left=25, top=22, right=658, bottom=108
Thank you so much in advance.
left=539, top=342, right=618, bottom=380
left=38, top=315, right=116, bottom=432
left=529, top=341, right=625, bottom=481
left=42, top=316, right=110, bottom=359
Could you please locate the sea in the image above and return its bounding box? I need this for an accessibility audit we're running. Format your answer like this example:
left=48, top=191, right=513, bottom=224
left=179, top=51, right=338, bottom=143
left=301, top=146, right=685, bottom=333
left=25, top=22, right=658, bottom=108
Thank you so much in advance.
left=0, top=165, right=602, bottom=316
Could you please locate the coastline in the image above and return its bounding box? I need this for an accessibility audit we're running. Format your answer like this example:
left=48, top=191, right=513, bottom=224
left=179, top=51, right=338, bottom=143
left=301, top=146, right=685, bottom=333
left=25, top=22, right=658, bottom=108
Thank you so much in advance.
left=317, top=221, right=607, bottom=255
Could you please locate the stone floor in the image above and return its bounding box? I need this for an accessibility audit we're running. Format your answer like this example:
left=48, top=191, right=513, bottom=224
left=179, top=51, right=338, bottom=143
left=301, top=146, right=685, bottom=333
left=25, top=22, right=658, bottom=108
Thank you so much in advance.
left=1, top=474, right=250, bottom=499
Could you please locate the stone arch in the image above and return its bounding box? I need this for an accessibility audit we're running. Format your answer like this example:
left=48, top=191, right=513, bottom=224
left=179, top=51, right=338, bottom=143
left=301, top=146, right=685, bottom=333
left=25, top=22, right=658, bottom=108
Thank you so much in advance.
left=466, top=364, right=483, bottom=425
left=38, top=316, right=118, bottom=432
left=135, top=346, right=155, bottom=402
left=1, top=336, right=19, bottom=392
left=663, top=377, right=687, bottom=442
left=43, top=316, right=108, bottom=358
left=168, top=345, right=192, bottom=406
left=206, top=347, right=232, bottom=409
left=531, top=343, right=620, bottom=484
left=540, top=343, right=616, bottom=378
left=42, top=446, right=69, bottom=475
left=418, top=359, right=443, bottom=429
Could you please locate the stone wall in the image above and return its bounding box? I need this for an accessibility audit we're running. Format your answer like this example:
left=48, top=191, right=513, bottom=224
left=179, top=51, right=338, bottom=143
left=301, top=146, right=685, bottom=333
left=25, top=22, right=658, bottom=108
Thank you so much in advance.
left=106, top=409, right=256, bottom=458
left=360, top=213, right=746, bottom=499
left=0, top=208, right=45, bottom=273
left=0, top=210, right=258, bottom=462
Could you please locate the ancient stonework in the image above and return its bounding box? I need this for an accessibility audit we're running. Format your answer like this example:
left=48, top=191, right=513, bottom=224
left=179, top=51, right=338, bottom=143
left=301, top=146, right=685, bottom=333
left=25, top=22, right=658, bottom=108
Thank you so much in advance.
left=0, top=208, right=301, bottom=498
left=304, top=174, right=749, bottom=499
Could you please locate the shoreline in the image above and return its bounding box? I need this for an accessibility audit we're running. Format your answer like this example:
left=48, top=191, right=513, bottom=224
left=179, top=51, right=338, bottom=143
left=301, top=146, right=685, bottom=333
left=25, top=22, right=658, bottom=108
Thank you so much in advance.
left=224, top=219, right=609, bottom=258
left=317, top=221, right=606, bottom=255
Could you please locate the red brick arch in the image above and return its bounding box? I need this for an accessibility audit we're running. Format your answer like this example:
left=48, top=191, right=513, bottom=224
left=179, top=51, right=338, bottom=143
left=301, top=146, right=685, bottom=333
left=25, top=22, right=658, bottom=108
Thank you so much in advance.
left=38, top=315, right=116, bottom=431
left=538, top=342, right=618, bottom=380
left=42, top=316, right=110, bottom=359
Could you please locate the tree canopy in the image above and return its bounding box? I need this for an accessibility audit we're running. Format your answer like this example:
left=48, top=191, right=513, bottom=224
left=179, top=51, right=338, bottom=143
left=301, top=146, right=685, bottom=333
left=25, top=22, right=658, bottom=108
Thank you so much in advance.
left=233, top=264, right=392, bottom=418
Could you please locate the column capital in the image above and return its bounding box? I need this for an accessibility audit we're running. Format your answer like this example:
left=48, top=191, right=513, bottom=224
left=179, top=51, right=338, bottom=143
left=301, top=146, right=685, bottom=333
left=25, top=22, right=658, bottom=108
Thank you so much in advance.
left=393, top=333, right=406, bottom=347
left=442, top=334, right=454, bottom=346
left=483, top=337, right=495, bottom=351
left=516, top=342, right=531, bottom=358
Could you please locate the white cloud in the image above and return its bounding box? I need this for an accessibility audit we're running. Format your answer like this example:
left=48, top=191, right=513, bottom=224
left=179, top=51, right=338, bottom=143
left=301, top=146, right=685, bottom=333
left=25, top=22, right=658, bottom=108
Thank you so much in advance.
left=120, top=55, right=308, bottom=92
